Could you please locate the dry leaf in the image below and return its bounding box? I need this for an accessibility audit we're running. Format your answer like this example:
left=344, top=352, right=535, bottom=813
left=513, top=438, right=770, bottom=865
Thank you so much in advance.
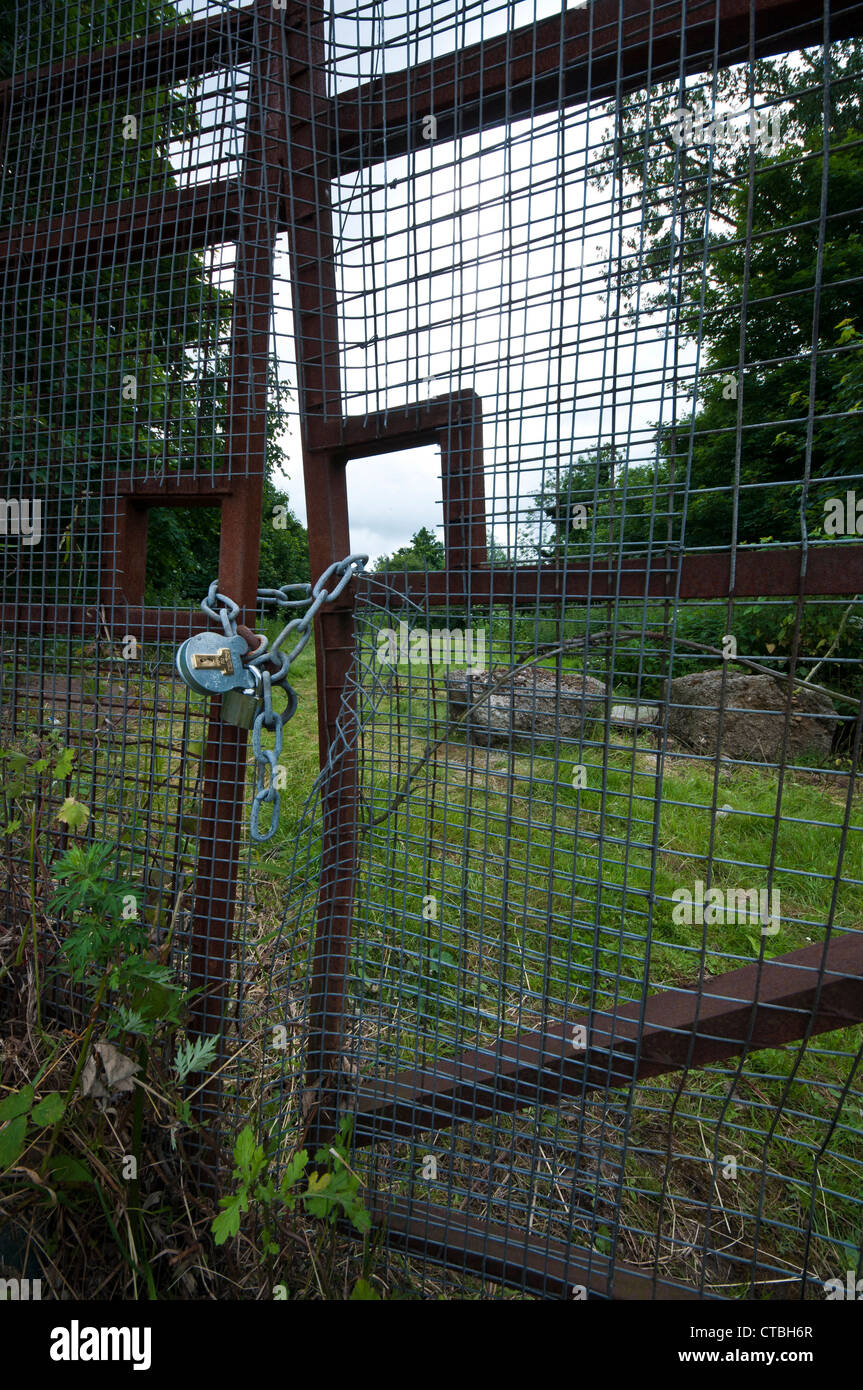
left=80, top=1041, right=140, bottom=1099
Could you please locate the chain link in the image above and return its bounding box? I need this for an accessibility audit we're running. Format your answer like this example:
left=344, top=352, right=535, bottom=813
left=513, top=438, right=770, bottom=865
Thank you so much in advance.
left=248, top=553, right=368, bottom=684
left=200, top=554, right=367, bottom=843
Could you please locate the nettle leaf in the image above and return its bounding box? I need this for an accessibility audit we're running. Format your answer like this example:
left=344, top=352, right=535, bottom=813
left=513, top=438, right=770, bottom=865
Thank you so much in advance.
left=0, top=1085, right=34, bottom=1122
left=232, top=1125, right=267, bottom=1184
left=350, top=1278, right=380, bottom=1300
left=347, top=1201, right=372, bottom=1234
left=0, top=1114, right=28, bottom=1170
left=30, top=1093, right=66, bottom=1126
left=302, top=1171, right=335, bottom=1220
left=234, top=1124, right=256, bottom=1170
left=57, top=796, right=89, bottom=829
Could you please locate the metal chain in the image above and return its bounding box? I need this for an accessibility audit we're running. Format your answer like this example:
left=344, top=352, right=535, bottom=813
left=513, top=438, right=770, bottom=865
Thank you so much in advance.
left=201, top=554, right=367, bottom=843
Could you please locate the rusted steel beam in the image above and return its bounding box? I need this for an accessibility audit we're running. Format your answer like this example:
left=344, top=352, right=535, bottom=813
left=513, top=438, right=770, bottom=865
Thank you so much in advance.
left=5, top=0, right=855, bottom=167
left=352, top=934, right=863, bottom=1146
left=309, top=392, right=488, bottom=576
left=305, top=391, right=481, bottom=456
left=677, top=545, right=863, bottom=599
left=0, top=602, right=212, bottom=643
left=333, top=0, right=863, bottom=172
left=369, top=545, right=863, bottom=604
left=187, top=11, right=287, bottom=1055
left=7, top=540, right=863, bottom=644
left=371, top=1196, right=709, bottom=1300
left=0, top=180, right=243, bottom=275
left=282, top=6, right=361, bottom=1139
left=0, top=6, right=258, bottom=115
left=442, top=397, right=488, bottom=579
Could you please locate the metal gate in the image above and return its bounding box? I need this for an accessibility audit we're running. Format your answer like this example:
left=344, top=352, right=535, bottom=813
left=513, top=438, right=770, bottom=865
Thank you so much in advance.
left=2, top=0, right=863, bottom=1299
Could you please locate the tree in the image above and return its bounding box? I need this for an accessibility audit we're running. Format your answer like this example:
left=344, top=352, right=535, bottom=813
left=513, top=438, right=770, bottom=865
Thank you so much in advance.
left=591, top=41, right=863, bottom=549
left=528, top=446, right=669, bottom=561
left=374, top=526, right=446, bottom=572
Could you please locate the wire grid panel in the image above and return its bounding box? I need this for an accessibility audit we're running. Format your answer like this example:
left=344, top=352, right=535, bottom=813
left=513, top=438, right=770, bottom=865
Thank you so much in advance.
left=0, top=0, right=285, bottom=1137
left=268, top=579, right=863, bottom=1298
left=265, top=3, right=863, bottom=1298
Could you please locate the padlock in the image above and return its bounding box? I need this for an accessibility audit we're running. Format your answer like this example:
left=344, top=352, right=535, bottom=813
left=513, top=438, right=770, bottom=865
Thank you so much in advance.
left=220, top=673, right=264, bottom=729
left=175, top=630, right=251, bottom=697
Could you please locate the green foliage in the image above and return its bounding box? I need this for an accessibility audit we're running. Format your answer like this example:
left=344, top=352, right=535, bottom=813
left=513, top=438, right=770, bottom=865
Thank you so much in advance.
left=0, top=1085, right=66, bottom=1172
left=374, top=526, right=446, bottom=572
left=349, top=1276, right=381, bottom=1300
left=50, top=842, right=187, bottom=1040
left=173, top=1035, right=220, bottom=1084
left=0, top=731, right=91, bottom=1021
left=212, top=1117, right=372, bottom=1252
left=597, top=41, right=863, bottom=550
left=56, top=796, right=89, bottom=830
left=0, top=763, right=220, bottom=1289
left=257, top=475, right=311, bottom=592
left=528, top=446, right=665, bottom=560
left=0, top=732, right=76, bottom=839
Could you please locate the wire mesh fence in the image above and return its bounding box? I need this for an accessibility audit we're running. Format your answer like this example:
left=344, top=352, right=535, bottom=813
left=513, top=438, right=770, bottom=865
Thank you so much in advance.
left=263, top=571, right=863, bottom=1297
left=1, top=0, right=863, bottom=1299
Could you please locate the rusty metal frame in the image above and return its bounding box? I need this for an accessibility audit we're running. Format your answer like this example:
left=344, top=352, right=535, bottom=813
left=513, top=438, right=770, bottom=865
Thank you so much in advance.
left=186, top=7, right=290, bottom=1050
left=352, top=934, right=863, bottom=1146
left=332, top=0, right=863, bottom=170
left=371, top=1195, right=712, bottom=1299
left=308, top=391, right=489, bottom=577
left=374, top=546, right=863, bottom=604
left=101, top=475, right=234, bottom=608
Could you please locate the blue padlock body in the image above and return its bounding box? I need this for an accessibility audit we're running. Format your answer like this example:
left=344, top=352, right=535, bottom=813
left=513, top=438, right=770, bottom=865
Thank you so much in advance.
left=175, top=631, right=251, bottom=696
